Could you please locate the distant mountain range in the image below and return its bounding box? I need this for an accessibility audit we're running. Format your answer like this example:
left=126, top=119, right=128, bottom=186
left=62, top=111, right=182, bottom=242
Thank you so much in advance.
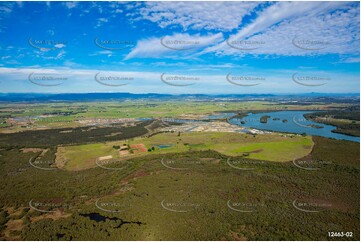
left=0, top=92, right=359, bottom=102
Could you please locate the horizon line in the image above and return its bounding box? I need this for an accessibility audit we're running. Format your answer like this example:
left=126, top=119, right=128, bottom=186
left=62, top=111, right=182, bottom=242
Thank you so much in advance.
left=0, top=92, right=360, bottom=96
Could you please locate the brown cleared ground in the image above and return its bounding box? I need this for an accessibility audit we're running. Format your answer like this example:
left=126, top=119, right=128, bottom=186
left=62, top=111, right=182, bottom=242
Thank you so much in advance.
left=30, top=210, right=72, bottom=223
left=130, top=143, right=147, bottom=153
left=4, top=219, right=23, bottom=240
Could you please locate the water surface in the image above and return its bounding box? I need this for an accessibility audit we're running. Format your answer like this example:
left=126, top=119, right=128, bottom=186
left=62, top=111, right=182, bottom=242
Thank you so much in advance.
left=229, top=111, right=359, bottom=142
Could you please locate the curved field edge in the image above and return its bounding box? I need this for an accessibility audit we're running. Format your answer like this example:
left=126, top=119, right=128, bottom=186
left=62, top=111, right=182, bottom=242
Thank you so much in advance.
left=56, top=132, right=314, bottom=170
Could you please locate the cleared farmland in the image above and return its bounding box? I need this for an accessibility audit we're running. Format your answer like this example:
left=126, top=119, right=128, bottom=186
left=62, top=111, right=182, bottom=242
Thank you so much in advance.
left=56, top=132, right=313, bottom=170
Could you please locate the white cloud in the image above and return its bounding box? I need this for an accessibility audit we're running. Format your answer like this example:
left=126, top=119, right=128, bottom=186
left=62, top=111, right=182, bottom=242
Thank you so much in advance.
left=89, top=50, right=113, bottom=57
left=338, top=57, right=360, bottom=63
left=16, top=2, right=23, bottom=8
left=95, top=17, right=109, bottom=28
left=47, top=29, right=55, bottom=36
left=133, top=1, right=260, bottom=31
left=125, top=2, right=359, bottom=60
left=232, top=2, right=348, bottom=41
left=0, top=2, right=15, bottom=32
left=64, top=2, right=78, bottom=9
left=198, top=2, right=359, bottom=57
left=34, top=49, right=66, bottom=60
left=54, top=43, right=66, bottom=49
left=125, top=33, right=224, bottom=60
left=55, top=50, right=66, bottom=59
left=98, top=18, right=108, bottom=22
left=0, top=67, right=358, bottom=94
left=0, top=5, right=12, bottom=14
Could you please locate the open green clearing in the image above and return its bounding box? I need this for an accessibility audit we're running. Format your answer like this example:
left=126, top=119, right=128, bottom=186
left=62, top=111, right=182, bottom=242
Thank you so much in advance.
left=57, top=132, right=313, bottom=171
left=57, top=143, right=120, bottom=171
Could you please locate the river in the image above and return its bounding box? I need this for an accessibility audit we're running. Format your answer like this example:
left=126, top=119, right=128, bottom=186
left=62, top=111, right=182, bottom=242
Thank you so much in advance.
left=228, top=111, right=359, bottom=142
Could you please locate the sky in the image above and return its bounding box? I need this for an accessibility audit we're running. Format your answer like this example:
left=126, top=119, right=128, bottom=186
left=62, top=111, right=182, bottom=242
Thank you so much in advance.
left=0, top=1, right=359, bottom=94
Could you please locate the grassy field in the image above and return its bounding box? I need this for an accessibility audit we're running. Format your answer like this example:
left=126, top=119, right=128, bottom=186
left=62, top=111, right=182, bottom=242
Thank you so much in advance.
left=57, top=143, right=120, bottom=171
left=0, top=100, right=349, bottom=131
left=57, top=132, right=313, bottom=170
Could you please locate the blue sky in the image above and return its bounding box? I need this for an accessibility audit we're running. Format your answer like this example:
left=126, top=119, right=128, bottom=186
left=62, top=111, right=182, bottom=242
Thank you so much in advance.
left=0, top=1, right=359, bottom=94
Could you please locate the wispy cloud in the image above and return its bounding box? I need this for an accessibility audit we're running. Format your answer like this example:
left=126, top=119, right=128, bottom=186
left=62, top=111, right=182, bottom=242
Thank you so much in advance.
left=125, top=33, right=224, bottom=59
left=197, top=2, right=359, bottom=57
left=0, top=67, right=358, bottom=94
